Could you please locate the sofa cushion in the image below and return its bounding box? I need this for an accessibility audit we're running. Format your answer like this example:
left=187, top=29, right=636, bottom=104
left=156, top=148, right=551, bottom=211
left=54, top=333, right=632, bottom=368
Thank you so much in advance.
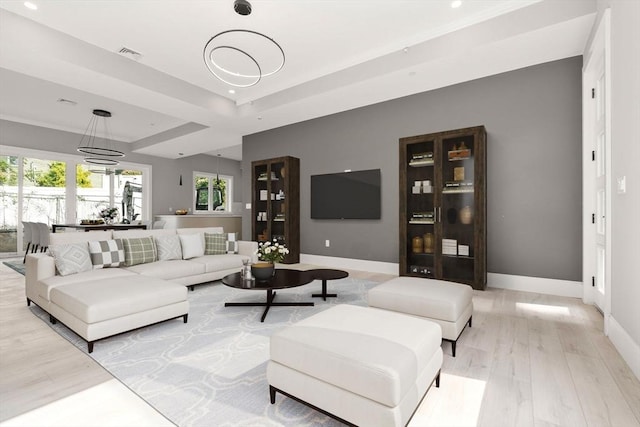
left=112, top=228, right=175, bottom=239
left=179, top=233, right=205, bottom=259
left=125, top=259, right=206, bottom=280
left=37, top=267, right=137, bottom=301
left=188, top=254, right=249, bottom=273
left=88, top=239, right=125, bottom=268
left=204, top=232, right=226, bottom=255
left=50, top=276, right=187, bottom=324
left=122, top=236, right=157, bottom=266
left=50, top=230, right=112, bottom=246
left=176, top=227, right=223, bottom=235
left=49, top=242, right=93, bottom=276
left=155, top=235, right=182, bottom=261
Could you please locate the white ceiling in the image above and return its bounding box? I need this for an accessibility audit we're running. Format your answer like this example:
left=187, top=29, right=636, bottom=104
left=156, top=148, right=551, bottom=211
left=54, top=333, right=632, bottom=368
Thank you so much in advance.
left=0, top=0, right=596, bottom=161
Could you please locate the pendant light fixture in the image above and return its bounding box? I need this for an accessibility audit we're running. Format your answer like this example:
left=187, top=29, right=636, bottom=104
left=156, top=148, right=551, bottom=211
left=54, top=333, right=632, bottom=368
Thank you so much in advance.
left=77, top=109, right=125, bottom=166
left=203, top=0, right=285, bottom=88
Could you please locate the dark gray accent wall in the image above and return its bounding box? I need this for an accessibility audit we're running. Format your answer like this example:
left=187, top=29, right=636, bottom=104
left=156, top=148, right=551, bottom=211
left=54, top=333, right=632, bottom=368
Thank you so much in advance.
left=0, top=120, right=242, bottom=216
left=243, top=56, right=583, bottom=282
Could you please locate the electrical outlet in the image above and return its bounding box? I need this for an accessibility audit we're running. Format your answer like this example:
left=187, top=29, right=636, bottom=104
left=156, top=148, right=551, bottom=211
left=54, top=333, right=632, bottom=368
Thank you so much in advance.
left=325, top=240, right=330, bottom=247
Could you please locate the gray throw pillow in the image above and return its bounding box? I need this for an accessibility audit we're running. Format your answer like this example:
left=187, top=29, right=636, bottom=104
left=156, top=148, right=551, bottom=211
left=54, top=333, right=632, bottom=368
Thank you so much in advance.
left=155, top=235, right=183, bottom=261
left=49, top=242, right=93, bottom=276
left=88, top=239, right=125, bottom=268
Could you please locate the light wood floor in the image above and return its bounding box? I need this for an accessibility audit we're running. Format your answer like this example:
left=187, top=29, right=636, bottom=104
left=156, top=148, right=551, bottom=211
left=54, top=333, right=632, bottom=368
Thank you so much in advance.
left=1, top=260, right=639, bottom=426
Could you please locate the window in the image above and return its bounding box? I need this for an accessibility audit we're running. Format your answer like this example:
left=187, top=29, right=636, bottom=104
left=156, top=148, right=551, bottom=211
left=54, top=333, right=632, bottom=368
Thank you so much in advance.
left=194, top=172, right=232, bottom=212
left=0, top=145, right=151, bottom=256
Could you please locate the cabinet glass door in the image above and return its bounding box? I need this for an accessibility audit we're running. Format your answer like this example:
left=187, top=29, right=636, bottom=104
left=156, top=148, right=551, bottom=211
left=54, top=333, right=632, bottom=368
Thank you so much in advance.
left=269, top=160, right=286, bottom=245
left=405, top=139, right=436, bottom=277
left=254, top=163, right=269, bottom=242
left=440, top=134, right=475, bottom=282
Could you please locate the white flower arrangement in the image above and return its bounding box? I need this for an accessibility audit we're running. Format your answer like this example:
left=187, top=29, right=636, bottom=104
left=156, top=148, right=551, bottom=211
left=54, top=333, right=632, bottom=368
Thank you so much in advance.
left=256, top=239, right=289, bottom=263
left=99, top=207, right=119, bottom=221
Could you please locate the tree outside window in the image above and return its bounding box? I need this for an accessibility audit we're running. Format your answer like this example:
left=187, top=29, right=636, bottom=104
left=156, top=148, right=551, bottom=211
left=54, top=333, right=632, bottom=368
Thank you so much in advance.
left=194, top=173, right=230, bottom=212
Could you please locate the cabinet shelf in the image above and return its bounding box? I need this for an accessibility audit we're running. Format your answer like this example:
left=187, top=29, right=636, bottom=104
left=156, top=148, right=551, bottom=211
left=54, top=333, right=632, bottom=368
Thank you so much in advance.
left=399, top=126, right=486, bottom=290
left=442, top=188, right=474, bottom=194
left=409, top=160, right=434, bottom=167
left=252, top=156, right=300, bottom=264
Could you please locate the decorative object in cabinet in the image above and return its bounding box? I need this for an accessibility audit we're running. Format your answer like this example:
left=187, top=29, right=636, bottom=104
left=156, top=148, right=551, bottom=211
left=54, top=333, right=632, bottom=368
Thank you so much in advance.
left=251, top=156, right=300, bottom=264
left=399, top=126, right=486, bottom=290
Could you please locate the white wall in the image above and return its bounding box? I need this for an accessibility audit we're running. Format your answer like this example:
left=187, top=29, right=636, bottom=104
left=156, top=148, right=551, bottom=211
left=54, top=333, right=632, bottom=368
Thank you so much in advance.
left=589, top=0, right=640, bottom=378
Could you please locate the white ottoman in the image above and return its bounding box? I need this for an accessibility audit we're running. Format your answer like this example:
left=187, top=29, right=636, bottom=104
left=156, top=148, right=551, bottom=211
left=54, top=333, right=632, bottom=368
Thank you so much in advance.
left=368, top=277, right=473, bottom=357
left=267, top=304, right=442, bottom=427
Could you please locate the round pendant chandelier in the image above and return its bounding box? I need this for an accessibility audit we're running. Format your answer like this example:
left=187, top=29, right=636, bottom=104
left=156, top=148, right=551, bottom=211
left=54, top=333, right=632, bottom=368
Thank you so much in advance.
left=203, top=1, right=285, bottom=88
left=203, top=29, right=285, bottom=88
left=76, top=109, right=124, bottom=165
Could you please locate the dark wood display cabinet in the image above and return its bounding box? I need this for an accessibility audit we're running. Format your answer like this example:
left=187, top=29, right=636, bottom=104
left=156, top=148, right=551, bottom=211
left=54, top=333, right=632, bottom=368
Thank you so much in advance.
left=251, top=156, right=300, bottom=264
left=399, top=126, right=486, bottom=290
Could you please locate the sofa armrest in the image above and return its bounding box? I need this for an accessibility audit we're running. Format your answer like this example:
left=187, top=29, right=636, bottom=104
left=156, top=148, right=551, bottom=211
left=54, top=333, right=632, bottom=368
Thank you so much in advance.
left=25, top=253, right=55, bottom=299
left=237, top=240, right=259, bottom=263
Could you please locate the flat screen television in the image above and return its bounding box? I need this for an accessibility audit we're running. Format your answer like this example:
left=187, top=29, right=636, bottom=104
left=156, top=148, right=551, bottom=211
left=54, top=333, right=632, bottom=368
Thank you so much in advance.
left=311, top=169, right=381, bottom=219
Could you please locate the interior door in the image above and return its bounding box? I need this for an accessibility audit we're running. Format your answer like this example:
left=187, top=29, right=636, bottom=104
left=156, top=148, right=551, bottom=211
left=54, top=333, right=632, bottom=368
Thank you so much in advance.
left=583, top=10, right=611, bottom=325
left=592, top=56, right=607, bottom=313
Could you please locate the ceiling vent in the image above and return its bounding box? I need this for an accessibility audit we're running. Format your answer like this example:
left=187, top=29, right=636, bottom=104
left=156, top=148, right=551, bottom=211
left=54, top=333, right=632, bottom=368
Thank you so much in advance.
left=118, top=47, right=143, bottom=61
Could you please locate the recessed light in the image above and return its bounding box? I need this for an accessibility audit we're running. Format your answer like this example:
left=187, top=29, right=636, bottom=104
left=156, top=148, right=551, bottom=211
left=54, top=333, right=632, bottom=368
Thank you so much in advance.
left=228, top=89, right=236, bottom=94
left=402, top=47, right=410, bottom=53
left=24, top=1, right=37, bottom=10
left=178, top=152, right=184, bottom=156
left=451, top=1, right=462, bottom=8
left=257, top=116, right=262, bottom=120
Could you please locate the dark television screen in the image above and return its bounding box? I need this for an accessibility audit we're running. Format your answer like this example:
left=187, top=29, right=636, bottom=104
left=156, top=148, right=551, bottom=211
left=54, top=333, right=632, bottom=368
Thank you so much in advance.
left=311, top=169, right=381, bottom=219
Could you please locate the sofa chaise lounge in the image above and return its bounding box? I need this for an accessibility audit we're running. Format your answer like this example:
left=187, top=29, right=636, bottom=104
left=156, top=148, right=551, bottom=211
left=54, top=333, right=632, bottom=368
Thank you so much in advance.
left=26, top=227, right=258, bottom=352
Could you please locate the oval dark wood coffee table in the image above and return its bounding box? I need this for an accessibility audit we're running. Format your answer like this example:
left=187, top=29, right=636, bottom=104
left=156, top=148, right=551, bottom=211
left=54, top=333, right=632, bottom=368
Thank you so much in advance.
left=222, top=269, right=316, bottom=322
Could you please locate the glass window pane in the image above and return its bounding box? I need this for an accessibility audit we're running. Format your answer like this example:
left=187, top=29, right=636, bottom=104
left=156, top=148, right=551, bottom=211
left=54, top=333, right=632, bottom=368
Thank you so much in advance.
left=76, top=164, right=110, bottom=222
left=115, top=169, right=144, bottom=222
left=22, top=157, right=66, bottom=225
left=0, top=155, right=19, bottom=254
left=195, top=175, right=209, bottom=211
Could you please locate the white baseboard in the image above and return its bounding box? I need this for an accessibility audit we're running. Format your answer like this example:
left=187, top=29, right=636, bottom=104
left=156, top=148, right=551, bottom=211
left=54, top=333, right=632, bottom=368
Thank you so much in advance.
left=299, top=254, right=398, bottom=275
left=608, top=315, right=640, bottom=381
left=299, top=257, right=583, bottom=299
left=488, top=273, right=582, bottom=298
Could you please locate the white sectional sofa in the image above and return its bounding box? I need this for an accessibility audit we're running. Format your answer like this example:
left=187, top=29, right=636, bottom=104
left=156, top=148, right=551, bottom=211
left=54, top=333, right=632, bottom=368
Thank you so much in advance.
left=25, top=227, right=258, bottom=352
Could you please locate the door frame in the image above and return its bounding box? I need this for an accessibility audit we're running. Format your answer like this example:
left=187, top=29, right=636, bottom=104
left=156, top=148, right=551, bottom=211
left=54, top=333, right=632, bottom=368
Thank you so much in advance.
left=582, top=8, right=612, bottom=333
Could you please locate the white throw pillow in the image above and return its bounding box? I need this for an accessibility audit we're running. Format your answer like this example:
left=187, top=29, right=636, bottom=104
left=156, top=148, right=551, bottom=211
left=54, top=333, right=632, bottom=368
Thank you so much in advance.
left=49, top=242, right=93, bottom=276
left=155, top=235, right=183, bottom=261
left=179, top=233, right=205, bottom=259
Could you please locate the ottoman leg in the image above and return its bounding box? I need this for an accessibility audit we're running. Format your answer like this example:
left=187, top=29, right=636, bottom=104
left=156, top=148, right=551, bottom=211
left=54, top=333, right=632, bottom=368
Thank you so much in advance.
left=469, top=315, right=472, bottom=327
left=451, top=340, right=457, bottom=358
left=269, top=385, right=276, bottom=404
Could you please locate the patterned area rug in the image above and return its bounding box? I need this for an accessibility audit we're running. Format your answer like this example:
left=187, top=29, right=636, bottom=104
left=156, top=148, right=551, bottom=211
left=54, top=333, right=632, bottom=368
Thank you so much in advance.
left=3, top=260, right=25, bottom=276
left=29, top=276, right=380, bottom=426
